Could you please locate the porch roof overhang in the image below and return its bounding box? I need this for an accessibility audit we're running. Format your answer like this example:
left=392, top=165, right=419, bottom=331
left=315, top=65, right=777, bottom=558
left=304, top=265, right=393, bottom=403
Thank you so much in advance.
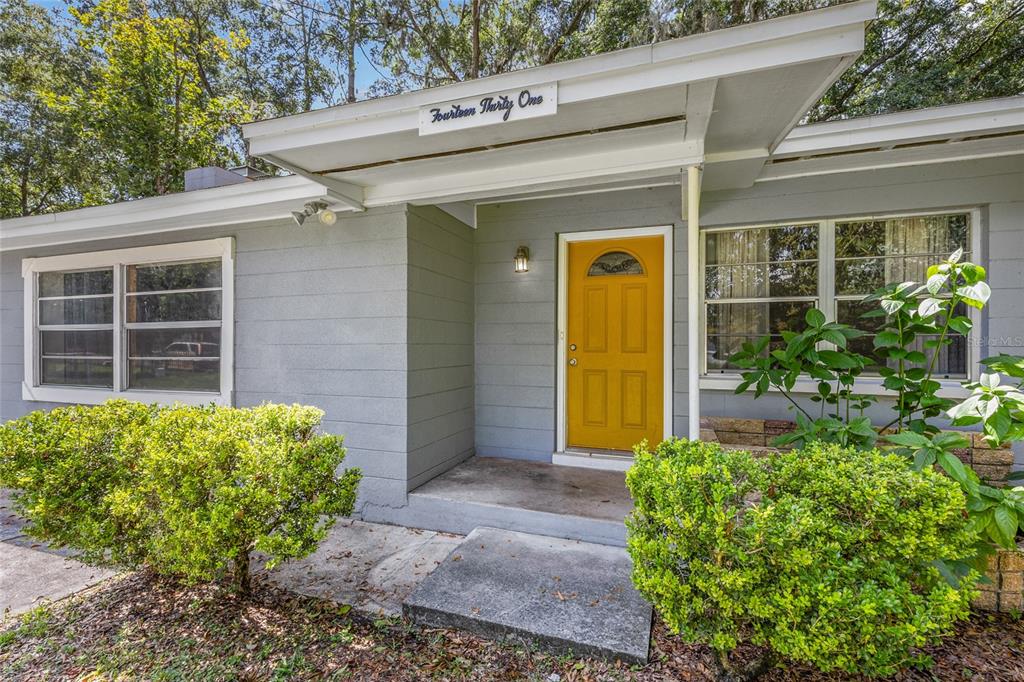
left=242, top=0, right=878, bottom=209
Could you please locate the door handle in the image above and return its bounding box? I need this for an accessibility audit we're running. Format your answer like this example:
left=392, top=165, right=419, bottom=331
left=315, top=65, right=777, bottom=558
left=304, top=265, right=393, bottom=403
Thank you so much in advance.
left=569, top=358, right=577, bottom=366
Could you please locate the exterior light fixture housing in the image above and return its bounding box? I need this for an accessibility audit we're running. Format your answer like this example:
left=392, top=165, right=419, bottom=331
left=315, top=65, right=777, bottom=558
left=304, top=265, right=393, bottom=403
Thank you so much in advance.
left=292, top=201, right=334, bottom=226
left=514, top=246, right=530, bottom=273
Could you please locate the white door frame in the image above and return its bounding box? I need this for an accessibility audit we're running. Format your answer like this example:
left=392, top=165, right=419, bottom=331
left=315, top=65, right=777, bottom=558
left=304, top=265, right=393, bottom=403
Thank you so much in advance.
left=555, top=225, right=674, bottom=457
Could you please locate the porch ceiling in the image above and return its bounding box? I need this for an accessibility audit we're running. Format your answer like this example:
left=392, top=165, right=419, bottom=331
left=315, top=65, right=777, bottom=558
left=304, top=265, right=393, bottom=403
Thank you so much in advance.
left=242, top=1, right=877, bottom=212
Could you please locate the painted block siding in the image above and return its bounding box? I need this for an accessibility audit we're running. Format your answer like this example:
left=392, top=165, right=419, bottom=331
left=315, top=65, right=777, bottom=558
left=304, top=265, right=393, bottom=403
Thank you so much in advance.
left=474, top=155, right=1024, bottom=469
left=406, top=205, right=476, bottom=490
left=0, top=206, right=424, bottom=510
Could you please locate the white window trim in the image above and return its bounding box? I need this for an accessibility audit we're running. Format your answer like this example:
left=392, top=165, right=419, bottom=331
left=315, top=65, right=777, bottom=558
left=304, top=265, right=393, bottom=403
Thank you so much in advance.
left=699, top=208, right=983, bottom=397
left=22, top=238, right=234, bottom=407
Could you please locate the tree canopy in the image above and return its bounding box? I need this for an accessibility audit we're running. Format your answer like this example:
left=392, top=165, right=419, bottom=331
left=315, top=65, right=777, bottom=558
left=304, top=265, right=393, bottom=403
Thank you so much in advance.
left=1, top=0, right=1021, bottom=218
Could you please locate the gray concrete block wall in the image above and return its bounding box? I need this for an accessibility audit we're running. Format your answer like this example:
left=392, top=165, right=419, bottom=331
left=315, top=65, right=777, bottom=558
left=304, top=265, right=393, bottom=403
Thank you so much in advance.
left=0, top=207, right=414, bottom=507
left=406, top=205, right=476, bottom=489
left=474, top=187, right=685, bottom=461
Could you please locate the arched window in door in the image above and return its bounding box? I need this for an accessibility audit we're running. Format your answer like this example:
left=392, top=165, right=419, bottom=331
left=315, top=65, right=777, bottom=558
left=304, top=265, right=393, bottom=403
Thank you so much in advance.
left=587, top=250, right=644, bottom=276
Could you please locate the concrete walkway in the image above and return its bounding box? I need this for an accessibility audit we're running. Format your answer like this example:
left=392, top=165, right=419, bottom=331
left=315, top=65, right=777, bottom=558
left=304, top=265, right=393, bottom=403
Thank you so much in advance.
left=1, top=490, right=116, bottom=619
left=259, top=519, right=463, bottom=617
left=404, top=527, right=652, bottom=663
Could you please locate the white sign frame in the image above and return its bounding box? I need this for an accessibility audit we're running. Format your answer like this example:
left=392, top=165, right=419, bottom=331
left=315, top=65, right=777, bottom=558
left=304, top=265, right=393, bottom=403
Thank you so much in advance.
left=418, top=82, right=558, bottom=136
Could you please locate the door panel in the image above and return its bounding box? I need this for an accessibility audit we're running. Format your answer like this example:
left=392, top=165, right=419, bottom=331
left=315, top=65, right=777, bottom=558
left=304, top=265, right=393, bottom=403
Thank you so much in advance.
left=567, top=235, right=663, bottom=452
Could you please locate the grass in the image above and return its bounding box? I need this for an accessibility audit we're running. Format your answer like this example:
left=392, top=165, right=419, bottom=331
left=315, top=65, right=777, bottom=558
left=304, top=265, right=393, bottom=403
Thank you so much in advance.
left=1, top=571, right=1022, bottom=681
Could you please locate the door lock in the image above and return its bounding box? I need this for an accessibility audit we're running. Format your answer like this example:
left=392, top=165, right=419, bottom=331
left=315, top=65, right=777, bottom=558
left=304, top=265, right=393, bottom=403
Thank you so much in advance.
left=569, top=344, right=577, bottom=351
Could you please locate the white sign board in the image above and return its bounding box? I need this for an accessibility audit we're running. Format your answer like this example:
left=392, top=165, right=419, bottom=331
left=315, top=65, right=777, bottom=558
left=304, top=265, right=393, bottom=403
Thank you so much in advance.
left=418, top=82, right=557, bottom=136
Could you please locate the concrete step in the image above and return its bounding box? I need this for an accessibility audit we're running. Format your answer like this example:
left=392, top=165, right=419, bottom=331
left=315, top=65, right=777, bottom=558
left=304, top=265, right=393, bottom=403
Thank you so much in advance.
left=398, top=490, right=627, bottom=546
left=402, top=527, right=651, bottom=663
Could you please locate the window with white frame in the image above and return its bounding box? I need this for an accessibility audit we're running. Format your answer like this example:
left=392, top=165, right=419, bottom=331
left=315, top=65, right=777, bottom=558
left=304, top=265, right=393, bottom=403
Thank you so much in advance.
left=702, top=211, right=975, bottom=380
left=23, top=238, right=233, bottom=404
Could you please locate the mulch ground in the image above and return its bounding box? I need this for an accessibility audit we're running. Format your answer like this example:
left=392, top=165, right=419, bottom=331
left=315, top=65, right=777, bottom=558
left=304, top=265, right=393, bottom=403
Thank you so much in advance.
left=1, top=571, right=1021, bottom=681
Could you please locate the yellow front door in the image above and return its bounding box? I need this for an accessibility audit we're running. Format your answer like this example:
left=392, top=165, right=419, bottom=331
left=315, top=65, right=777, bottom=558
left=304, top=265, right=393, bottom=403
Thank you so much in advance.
left=567, top=235, right=663, bottom=452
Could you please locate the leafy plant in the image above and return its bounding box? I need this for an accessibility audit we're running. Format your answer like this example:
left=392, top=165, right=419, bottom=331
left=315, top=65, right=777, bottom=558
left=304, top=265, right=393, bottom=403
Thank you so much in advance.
left=627, top=439, right=977, bottom=680
left=729, top=308, right=877, bottom=449
left=0, top=401, right=361, bottom=592
left=730, top=249, right=1024, bottom=563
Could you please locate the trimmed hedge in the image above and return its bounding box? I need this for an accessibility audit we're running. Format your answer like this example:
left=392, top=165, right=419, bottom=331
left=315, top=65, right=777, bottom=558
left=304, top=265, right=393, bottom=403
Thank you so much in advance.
left=626, top=439, right=977, bottom=678
left=0, top=400, right=360, bottom=591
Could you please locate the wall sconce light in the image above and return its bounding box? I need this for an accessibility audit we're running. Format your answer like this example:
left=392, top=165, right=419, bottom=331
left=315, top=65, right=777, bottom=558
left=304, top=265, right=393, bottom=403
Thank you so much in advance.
left=513, top=246, right=530, bottom=273
left=292, top=201, right=336, bottom=226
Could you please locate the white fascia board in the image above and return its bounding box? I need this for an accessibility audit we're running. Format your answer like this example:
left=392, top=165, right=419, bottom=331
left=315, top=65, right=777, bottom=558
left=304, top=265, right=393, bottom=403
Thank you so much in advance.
left=776, top=95, right=1024, bottom=157
left=0, top=175, right=342, bottom=252
left=651, top=0, right=875, bottom=62
left=758, top=134, right=1024, bottom=182
left=363, top=139, right=704, bottom=206
left=243, top=1, right=875, bottom=156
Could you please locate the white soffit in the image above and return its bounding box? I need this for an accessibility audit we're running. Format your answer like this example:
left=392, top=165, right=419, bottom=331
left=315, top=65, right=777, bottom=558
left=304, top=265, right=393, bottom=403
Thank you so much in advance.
left=761, top=95, right=1024, bottom=181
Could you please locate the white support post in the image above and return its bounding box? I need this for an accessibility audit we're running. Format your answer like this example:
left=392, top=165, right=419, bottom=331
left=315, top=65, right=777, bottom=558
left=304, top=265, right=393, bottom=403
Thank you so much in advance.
left=686, top=165, right=702, bottom=439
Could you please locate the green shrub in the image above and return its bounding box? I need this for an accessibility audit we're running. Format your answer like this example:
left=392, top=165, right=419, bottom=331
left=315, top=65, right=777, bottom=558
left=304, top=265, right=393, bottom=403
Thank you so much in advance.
left=0, top=400, right=158, bottom=565
left=626, top=439, right=977, bottom=679
left=0, top=401, right=360, bottom=592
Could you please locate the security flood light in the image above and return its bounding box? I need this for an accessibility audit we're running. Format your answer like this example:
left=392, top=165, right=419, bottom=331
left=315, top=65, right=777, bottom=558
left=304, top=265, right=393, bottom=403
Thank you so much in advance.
left=292, top=201, right=335, bottom=226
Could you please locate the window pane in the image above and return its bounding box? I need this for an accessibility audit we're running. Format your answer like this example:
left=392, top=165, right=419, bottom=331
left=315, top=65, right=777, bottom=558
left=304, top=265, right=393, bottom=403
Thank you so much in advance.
left=126, top=260, right=221, bottom=293
left=587, top=251, right=643, bottom=276
left=128, top=328, right=220, bottom=359
left=128, top=359, right=220, bottom=392
left=705, top=262, right=817, bottom=299
left=705, top=301, right=813, bottom=371
left=835, top=213, right=970, bottom=296
left=706, top=224, right=818, bottom=266
left=836, top=299, right=968, bottom=377
left=39, top=269, right=113, bottom=297
left=41, top=330, right=113, bottom=358
left=836, top=214, right=968, bottom=258
left=125, top=291, right=221, bottom=323
left=836, top=256, right=943, bottom=296
left=39, top=297, right=113, bottom=325
left=41, top=358, right=112, bottom=387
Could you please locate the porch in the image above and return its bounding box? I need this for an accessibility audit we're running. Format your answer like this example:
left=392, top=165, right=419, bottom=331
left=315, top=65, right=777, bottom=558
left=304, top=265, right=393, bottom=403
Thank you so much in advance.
left=371, top=456, right=632, bottom=547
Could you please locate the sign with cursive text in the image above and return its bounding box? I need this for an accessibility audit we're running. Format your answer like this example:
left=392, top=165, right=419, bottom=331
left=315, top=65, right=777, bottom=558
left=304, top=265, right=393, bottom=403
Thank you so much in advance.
left=418, top=82, right=557, bottom=136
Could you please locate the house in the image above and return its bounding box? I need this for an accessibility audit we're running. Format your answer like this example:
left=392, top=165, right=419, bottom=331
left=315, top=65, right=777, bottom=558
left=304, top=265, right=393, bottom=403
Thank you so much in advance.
left=1, top=0, right=1022, bottom=543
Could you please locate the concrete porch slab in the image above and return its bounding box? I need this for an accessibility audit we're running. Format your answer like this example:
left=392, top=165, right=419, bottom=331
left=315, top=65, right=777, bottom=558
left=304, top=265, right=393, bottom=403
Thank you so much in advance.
left=403, top=527, right=652, bottom=664
left=413, top=457, right=632, bottom=521
left=366, top=457, right=634, bottom=547
left=258, top=519, right=463, bottom=617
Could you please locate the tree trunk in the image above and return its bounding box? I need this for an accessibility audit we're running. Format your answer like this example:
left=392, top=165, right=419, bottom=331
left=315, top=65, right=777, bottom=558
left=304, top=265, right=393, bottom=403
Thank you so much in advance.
left=470, top=0, right=481, bottom=79
left=346, top=0, right=357, bottom=103
left=234, top=548, right=251, bottom=595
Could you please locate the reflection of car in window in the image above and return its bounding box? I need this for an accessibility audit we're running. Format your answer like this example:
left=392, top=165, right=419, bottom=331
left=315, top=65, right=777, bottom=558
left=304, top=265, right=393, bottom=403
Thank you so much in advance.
left=162, top=341, right=219, bottom=371
left=163, top=341, right=219, bottom=357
